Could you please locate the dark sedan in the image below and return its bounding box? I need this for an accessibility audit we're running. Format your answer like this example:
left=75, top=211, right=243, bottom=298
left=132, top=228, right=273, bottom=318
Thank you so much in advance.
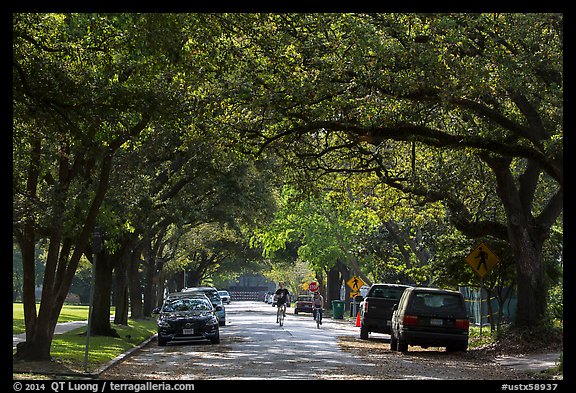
left=294, top=294, right=313, bottom=315
left=154, top=293, right=221, bottom=346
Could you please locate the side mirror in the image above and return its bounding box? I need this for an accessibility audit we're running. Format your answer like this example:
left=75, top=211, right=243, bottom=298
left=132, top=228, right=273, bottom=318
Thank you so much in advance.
left=152, top=307, right=161, bottom=314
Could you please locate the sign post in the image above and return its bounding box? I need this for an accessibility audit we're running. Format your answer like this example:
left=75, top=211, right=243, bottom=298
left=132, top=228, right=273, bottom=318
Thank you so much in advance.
left=465, top=241, right=500, bottom=278
left=346, top=276, right=365, bottom=319
left=465, top=242, right=500, bottom=335
left=84, top=227, right=102, bottom=373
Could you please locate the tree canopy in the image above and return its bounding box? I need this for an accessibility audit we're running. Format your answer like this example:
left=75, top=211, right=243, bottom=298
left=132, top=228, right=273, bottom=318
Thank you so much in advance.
left=13, top=13, right=562, bottom=362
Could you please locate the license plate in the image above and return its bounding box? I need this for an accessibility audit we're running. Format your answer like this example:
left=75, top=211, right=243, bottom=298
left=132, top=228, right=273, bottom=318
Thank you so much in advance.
left=430, top=318, right=443, bottom=326
left=182, top=328, right=195, bottom=335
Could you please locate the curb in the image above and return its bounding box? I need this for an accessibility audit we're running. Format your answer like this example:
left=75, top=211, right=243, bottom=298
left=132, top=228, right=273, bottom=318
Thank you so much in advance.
left=91, top=334, right=157, bottom=377
left=13, top=334, right=157, bottom=379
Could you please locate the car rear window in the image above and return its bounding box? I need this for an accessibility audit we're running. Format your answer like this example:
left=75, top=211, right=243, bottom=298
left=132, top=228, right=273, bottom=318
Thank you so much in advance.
left=370, top=287, right=406, bottom=300
left=410, top=293, right=464, bottom=313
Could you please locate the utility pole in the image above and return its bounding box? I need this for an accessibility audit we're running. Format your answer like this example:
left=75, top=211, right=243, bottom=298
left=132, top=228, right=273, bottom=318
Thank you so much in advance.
left=84, top=226, right=102, bottom=373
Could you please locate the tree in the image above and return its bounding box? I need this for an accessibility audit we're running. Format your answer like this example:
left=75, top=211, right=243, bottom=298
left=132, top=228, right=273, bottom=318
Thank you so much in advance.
left=216, top=13, right=562, bottom=329
left=252, top=185, right=380, bottom=303
left=12, top=13, right=194, bottom=360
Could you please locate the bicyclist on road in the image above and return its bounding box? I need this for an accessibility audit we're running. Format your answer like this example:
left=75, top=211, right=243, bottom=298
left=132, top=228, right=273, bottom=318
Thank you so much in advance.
left=312, top=291, right=323, bottom=325
left=275, top=282, right=290, bottom=323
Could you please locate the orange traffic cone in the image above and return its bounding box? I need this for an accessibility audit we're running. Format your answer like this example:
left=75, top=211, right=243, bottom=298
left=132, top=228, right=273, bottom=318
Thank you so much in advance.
left=355, top=312, right=361, bottom=327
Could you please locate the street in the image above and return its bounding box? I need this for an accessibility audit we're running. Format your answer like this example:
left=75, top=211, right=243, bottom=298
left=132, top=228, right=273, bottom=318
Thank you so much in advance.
left=98, top=301, right=540, bottom=381
left=100, top=301, right=369, bottom=380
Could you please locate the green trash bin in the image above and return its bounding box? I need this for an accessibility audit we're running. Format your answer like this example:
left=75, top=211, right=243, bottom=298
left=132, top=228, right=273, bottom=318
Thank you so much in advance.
left=332, top=300, right=345, bottom=319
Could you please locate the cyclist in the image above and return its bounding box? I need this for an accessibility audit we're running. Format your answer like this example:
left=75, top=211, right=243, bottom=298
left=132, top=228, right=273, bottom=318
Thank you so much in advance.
left=312, top=291, right=324, bottom=325
left=275, top=282, right=290, bottom=323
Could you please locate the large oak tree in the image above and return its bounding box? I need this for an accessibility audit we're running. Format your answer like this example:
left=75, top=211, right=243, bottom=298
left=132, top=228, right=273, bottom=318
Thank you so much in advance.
left=212, top=13, right=563, bottom=329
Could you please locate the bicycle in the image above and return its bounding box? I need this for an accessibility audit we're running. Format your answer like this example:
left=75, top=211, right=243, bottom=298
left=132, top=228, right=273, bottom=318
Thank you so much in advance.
left=276, top=303, right=286, bottom=326
left=313, top=306, right=322, bottom=328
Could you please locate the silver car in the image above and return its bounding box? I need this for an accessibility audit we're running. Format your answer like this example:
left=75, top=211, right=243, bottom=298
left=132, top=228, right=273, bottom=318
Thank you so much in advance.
left=182, top=287, right=226, bottom=326
left=218, top=290, right=231, bottom=304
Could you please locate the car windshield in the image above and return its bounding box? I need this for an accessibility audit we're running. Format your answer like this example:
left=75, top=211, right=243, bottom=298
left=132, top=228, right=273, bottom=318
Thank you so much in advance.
left=162, top=298, right=212, bottom=312
left=370, top=287, right=406, bottom=299
left=297, top=295, right=311, bottom=301
left=206, top=292, right=221, bottom=302
left=185, top=288, right=221, bottom=302
left=218, top=291, right=229, bottom=296
left=410, top=293, right=463, bottom=313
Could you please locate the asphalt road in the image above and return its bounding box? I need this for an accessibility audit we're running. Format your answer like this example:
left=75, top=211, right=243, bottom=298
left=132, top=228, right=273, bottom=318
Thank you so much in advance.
left=99, top=300, right=369, bottom=380
left=97, top=301, right=562, bottom=381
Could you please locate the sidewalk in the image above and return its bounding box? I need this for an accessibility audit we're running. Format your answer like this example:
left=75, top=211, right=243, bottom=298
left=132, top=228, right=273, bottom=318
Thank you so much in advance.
left=495, top=352, right=562, bottom=373
left=13, top=321, right=87, bottom=348
left=331, top=316, right=562, bottom=374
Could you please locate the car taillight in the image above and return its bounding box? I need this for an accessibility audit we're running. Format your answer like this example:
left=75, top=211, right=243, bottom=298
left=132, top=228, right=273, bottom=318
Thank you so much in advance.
left=403, top=315, right=418, bottom=325
left=455, top=318, right=469, bottom=329
left=363, top=300, right=369, bottom=312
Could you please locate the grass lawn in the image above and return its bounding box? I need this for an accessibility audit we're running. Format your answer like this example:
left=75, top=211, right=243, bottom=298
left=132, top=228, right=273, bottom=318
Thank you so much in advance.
left=13, top=303, right=116, bottom=334
left=13, top=303, right=157, bottom=375
left=50, top=318, right=158, bottom=372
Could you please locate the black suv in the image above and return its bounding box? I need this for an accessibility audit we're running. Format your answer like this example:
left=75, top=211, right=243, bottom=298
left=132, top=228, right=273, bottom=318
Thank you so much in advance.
left=154, top=292, right=221, bottom=346
left=390, top=287, right=469, bottom=352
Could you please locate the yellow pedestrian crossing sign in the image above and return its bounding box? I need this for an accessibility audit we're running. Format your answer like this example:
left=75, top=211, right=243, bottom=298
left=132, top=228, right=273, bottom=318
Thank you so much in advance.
left=347, top=276, right=364, bottom=291
left=465, top=242, right=500, bottom=278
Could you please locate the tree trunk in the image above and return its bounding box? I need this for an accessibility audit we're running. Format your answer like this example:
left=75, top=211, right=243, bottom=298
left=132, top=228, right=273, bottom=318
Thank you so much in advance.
left=326, top=265, right=341, bottom=305
left=128, top=251, right=144, bottom=320
left=143, top=257, right=156, bottom=316
left=114, top=247, right=130, bottom=326
left=485, top=155, right=549, bottom=329
left=91, top=252, right=119, bottom=337
left=508, top=223, right=547, bottom=328
left=337, top=260, right=351, bottom=310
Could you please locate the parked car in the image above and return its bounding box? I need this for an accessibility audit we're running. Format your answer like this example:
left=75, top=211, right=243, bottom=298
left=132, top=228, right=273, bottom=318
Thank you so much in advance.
left=390, top=287, right=470, bottom=352
left=153, top=292, right=220, bottom=346
left=182, top=287, right=226, bottom=326
left=359, top=283, right=411, bottom=339
left=264, top=291, right=273, bottom=303
left=294, top=294, right=313, bottom=315
left=218, top=290, right=231, bottom=304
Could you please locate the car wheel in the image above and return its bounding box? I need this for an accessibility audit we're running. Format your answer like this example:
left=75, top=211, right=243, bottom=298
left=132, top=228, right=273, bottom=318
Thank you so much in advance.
left=158, top=338, right=167, bottom=346
left=294, top=310, right=298, bottom=315
left=219, top=320, right=226, bottom=326
left=360, top=324, right=369, bottom=340
left=390, top=332, right=397, bottom=351
left=397, top=335, right=408, bottom=352
left=210, top=335, right=220, bottom=344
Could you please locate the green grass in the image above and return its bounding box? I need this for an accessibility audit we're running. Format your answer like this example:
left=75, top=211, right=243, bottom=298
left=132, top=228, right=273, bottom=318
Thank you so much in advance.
left=13, top=303, right=157, bottom=374
left=50, top=319, right=157, bottom=372
left=13, top=303, right=115, bottom=334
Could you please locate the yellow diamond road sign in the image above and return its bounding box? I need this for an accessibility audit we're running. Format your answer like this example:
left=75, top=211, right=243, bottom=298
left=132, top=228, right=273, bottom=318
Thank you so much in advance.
left=466, top=242, right=500, bottom=278
left=347, top=276, right=364, bottom=291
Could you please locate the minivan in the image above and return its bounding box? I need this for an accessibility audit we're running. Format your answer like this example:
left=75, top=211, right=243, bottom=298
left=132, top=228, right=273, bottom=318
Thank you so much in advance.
left=391, top=287, right=469, bottom=352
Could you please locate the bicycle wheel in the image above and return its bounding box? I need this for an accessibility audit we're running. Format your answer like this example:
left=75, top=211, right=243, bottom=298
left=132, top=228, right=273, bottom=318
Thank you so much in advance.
left=279, top=310, right=284, bottom=326
left=316, top=310, right=321, bottom=328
